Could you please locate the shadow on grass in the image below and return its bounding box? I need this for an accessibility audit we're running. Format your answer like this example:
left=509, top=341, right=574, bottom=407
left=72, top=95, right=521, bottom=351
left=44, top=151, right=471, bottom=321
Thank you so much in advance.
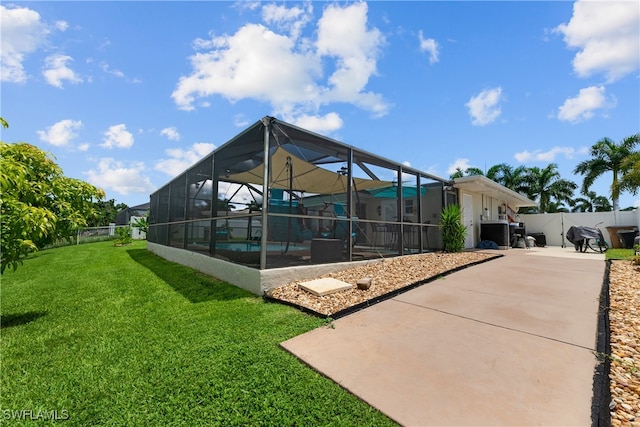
left=126, top=249, right=251, bottom=303
left=1, top=311, right=47, bottom=329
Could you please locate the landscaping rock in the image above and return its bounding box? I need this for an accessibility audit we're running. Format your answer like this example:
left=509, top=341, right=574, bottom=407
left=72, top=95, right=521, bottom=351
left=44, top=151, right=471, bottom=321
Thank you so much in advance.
left=357, top=277, right=372, bottom=290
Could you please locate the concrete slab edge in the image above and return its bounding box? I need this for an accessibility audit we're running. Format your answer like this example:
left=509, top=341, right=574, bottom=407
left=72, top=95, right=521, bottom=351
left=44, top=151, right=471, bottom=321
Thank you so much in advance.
left=591, top=259, right=612, bottom=427
left=278, top=340, right=401, bottom=426
left=266, top=253, right=504, bottom=320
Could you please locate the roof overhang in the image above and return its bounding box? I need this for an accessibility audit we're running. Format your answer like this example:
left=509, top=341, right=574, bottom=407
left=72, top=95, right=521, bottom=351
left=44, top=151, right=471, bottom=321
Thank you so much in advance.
left=453, top=175, right=537, bottom=209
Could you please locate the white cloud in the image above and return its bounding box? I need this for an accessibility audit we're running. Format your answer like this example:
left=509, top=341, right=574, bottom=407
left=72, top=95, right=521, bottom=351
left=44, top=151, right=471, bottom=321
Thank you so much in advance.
left=55, top=21, right=68, bottom=32
left=172, top=23, right=321, bottom=111
left=447, top=158, right=472, bottom=176
left=514, top=146, right=588, bottom=163
left=233, top=114, right=250, bottom=128
left=466, top=87, right=503, bottom=126
left=160, top=127, right=181, bottom=141
left=154, top=142, right=216, bottom=177
left=100, top=61, right=141, bottom=83
left=172, top=2, right=388, bottom=122
left=78, top=143, right=89, bottom=152
left=261, top=3, right=312, bottom=40
left=557, top=85, right=615, bottom=123
left=85, top=158, right=156, bottom=196
left=555, top=0, right=639, bottom=82
left=43, top=54, right=83, bottom=88
left=418, top=30, right=439, bottom=64
left=37, top=119, right=83, bottom=146
left=292, top=112, right=343, bottom=133
left=101, top=124, right=134, bottom=149
left=316, top=2, right=388, bottom=116
left=100, top=62, right=124, bottom=78
left=0, top=5, right=48, bottom=83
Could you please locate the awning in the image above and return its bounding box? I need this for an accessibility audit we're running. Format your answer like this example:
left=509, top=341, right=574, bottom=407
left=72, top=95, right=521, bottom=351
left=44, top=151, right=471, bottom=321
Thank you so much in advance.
left=453, top=175, right=537, bottom=209
left=227, top=146, right=391, bottom=194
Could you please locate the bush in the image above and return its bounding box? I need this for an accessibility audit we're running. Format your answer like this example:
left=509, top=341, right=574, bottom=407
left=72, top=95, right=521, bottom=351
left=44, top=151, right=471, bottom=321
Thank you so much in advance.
left=115, top=226, right=132, bottom=246
left=440, top=204, right=467, bottom=253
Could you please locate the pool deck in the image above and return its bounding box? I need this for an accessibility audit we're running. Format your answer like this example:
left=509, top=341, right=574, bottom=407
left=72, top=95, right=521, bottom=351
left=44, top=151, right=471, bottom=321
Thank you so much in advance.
left=281, top=246, right=605, bottom=426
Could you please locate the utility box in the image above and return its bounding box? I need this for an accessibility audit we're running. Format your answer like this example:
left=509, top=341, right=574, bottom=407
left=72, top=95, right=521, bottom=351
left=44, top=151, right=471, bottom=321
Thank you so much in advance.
left=480, top=221, right=510, bottom=249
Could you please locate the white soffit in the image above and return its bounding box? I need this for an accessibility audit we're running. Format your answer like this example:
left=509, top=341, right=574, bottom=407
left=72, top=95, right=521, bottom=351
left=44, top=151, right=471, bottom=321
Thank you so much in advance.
left=453, top=175, right=537, bottom=208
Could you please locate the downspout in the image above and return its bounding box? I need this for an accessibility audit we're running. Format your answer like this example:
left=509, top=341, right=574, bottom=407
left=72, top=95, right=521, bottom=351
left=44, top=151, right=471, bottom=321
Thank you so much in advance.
left=260, top=117, right=271, bottom=270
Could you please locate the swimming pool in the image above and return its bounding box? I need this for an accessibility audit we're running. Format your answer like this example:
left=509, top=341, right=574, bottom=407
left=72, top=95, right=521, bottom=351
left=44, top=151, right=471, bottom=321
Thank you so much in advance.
left=216, top=241, right=306, bottom=252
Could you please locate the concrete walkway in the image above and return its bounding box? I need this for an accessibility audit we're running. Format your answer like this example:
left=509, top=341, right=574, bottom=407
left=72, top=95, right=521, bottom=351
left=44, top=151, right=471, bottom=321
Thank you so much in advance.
left=281, top=247, right=605, bottom=426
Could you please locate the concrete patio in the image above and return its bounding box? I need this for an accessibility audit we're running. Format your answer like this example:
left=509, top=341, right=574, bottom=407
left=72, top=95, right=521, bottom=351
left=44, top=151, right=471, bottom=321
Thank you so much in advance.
left=281, top=247, right=605, bottom=426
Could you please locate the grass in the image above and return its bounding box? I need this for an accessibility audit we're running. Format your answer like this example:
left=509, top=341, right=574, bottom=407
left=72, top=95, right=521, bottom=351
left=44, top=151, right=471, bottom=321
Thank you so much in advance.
left=605, top=248, right=636, bottom=260
left=1, top=241, right=396, bottom=426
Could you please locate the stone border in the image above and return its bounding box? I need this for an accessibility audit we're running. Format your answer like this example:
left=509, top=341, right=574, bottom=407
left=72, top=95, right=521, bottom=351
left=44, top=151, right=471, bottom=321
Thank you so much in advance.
left=591, top=260, right=611, bottom=427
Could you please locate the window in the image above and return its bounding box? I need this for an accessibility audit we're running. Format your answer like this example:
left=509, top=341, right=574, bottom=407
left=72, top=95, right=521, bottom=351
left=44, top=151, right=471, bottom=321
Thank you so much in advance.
left=404, top=199, right=414, bottom=215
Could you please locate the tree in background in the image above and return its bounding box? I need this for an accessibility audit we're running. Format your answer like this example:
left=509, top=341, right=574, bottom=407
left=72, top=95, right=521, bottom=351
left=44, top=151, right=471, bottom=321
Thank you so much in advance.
left=617, top=151, right=640, bottom=197
left=574, top=133, right=640, bottom=211
left=486, top=163, right=530, bottom=194
left=1, top=137, right=104, bottom=273
left=571, top=190, right=612, bottom=213
left=525, top=164, right=577, bottom=214
left=86, top=199, right=129, bottom=227
left=449, top=167, right=484, bottom=179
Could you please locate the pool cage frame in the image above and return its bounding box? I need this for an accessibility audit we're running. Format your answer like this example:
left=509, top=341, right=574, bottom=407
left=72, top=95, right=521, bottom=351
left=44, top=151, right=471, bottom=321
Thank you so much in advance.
left=148, top=116, right=455, bottom=271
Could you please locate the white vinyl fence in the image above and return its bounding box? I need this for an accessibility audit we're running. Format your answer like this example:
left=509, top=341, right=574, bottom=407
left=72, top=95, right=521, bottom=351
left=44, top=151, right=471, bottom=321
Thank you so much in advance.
left=519, top=210, right=640, bottom=247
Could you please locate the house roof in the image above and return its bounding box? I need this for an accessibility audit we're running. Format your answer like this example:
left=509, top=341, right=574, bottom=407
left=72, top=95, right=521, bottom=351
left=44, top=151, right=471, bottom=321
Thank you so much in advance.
left=453, top=175, right=537, bottom=209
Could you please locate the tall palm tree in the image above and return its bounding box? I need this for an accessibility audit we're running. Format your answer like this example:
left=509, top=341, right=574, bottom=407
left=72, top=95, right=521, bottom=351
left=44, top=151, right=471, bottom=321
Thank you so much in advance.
left=486, top=163, right=529, bottom=194
left=525, top=164, right=577, bottom=213
left=571, top=191, right=612, bottom=213
left=573, top=133, right=640, bottom=211
left=617, top=151, right=640, bottom=197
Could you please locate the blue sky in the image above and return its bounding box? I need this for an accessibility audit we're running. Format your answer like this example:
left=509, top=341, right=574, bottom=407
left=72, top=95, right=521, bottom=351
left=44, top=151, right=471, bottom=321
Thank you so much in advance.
left=2, top=1, right=639, bottom=209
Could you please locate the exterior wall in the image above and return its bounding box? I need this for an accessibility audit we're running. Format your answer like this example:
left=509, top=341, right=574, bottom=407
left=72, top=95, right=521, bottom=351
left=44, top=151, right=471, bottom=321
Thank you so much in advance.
left=519, top=210, right=639, bottom=247
left=148, top=242, right=262, bottom=294
left=148, top=241, right=386, bottom=295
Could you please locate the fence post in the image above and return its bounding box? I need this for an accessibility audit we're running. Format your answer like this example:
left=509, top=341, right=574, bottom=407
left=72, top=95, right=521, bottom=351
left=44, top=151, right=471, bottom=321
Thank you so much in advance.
left=77, top=228, right=80, bottom=245
left=560, top=212, right=565, bottom=248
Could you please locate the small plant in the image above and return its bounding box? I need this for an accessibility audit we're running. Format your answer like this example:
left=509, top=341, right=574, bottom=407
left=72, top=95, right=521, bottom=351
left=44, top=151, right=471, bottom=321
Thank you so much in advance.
left=131, top=216, right=148, bottom=234
left=440, top=204, right=467, bottom=253
left=114, top=226, right=133, bottom=246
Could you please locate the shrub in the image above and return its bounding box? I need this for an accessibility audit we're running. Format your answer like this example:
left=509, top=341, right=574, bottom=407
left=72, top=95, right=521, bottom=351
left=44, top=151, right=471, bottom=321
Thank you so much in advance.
left=115, top=226, right=133, bottom=246
left=440, top=204, right=467, bottom=253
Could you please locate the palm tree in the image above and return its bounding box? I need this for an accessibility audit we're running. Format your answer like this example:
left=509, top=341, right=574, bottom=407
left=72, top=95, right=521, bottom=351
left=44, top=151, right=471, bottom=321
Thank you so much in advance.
left=571, top=191, right=612, bottom=212
left=525, top=164, right=577, bottom=213
left=449, top=166, right=484, bottom=179
left=573, top=133, right=640, bottom=211
left=617, top=152, right=640, bottom=197
left=486, top=163, right=529, bottom=194
left=545, top=201, right=571, bottom=213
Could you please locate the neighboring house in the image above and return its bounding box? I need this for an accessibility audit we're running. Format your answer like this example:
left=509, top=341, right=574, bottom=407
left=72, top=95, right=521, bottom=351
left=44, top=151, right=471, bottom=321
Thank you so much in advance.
left=116, top=202, right=150, bottom=226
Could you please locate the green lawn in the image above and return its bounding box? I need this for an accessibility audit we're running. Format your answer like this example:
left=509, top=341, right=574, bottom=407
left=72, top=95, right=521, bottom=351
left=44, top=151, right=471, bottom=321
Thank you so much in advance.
left=605, top=248, right=636, bottom=260
left=1, top=241, right=396, bottom=426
